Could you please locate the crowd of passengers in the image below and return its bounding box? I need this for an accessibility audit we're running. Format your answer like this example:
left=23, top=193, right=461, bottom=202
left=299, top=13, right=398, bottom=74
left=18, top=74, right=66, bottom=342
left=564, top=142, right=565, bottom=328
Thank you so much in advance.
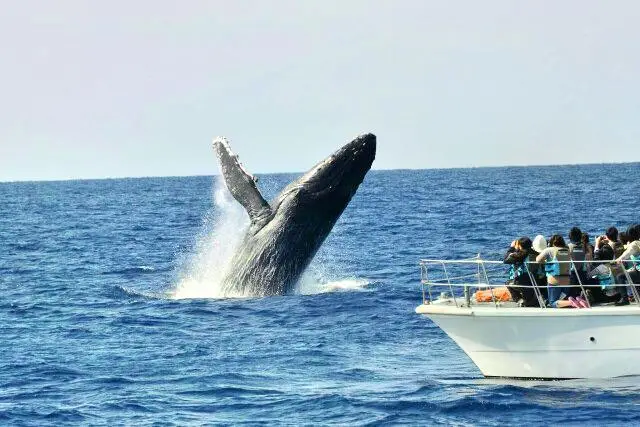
left=503, top=224, right=640, bottom=308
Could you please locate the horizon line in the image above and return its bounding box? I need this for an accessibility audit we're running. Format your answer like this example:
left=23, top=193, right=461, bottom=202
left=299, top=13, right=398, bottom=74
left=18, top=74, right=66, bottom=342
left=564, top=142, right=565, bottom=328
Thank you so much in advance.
left=1, top=160, right=638, bottom=184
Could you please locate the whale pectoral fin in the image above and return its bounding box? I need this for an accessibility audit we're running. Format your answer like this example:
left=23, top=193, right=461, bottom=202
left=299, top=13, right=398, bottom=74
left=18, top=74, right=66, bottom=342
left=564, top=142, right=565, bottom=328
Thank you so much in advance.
left=213, top=137, right=272, bottom=223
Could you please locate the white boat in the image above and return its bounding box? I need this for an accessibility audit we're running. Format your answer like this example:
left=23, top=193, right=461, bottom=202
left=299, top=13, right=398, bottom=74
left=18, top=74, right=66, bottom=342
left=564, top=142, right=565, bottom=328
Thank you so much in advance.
left=415, top=257, right=640, bottom=379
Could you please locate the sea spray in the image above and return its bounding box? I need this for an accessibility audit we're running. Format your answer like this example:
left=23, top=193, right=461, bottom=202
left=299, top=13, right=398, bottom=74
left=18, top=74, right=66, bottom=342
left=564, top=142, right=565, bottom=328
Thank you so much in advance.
left=172, top=177, right=248, bottom=299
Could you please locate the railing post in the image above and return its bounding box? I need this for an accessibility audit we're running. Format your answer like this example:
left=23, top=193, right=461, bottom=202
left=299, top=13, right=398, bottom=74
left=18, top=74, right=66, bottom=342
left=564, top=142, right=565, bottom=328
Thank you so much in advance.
left=631, top=259, right=640, bottom=305
left=424, top=263, right=434, bottom=303
left=621, top=263, right=640, bottom=306
left=441, top=261, right=459, bottom=308
left=524, top=260, right=546, bottom=308
left=570, top=258, right=590, bottom=308
left=477, top=258, right=497, bottom=308
left=420, top=262, right=433, bottom=304
left=420, top=263, right=425, bottom=304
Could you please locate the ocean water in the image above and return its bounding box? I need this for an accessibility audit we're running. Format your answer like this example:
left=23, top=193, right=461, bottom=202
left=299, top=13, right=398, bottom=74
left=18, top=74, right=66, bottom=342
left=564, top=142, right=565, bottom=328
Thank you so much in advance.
left=1, top=163, right=640, bottom=425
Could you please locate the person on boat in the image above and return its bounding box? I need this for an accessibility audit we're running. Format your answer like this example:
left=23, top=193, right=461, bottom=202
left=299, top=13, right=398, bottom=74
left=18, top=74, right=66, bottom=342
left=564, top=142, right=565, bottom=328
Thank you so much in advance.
left=581, top=233, right=595, bottom=259
left=617, top=230, right=637, bottom=302
left=536, top=234, right=577, bottom=308
left=603, top=226, right=625, bottom=258
left=620, top=230, right=631, bottom=246
left=531, top=234, right=549, bottom=300
left=568, top=227, right=583, bottom=251
left=594, top=227, right=625, bottom=290
left=532, top=234, right=547, bottom=253
left=613, top=224, right=640, bottom=306
left=619, top=231, right=633, bottom=261
left=567, top=227, right=589, bottom=298
left=585, top=236, right=620, bottom=304
left=504, top=237, right=541, bottom=306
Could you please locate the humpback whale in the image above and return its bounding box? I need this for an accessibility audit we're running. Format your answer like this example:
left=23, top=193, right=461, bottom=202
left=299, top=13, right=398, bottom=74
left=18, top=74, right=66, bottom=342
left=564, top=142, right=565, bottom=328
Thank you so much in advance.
left=213, top=133, right=376, bottom=296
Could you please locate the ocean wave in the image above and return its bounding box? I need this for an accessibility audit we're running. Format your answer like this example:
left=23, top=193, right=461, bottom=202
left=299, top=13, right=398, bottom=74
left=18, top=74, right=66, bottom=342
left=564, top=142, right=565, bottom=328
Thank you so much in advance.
left=177, top=385, right=285, bottom=398
left=102, top=265, right=164, bottom=275
left=8, top=242, right=40, bottom=251
left=110, top=285, right=167, bottom=300
left=30, top=364, right=85, bottom=381
left=43, top=409, right=87, bottom=422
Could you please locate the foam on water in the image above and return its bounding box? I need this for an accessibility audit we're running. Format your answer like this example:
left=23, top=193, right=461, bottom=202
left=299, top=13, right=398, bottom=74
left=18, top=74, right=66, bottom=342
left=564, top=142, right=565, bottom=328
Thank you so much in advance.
left=296, top=276, right=371, bottom=295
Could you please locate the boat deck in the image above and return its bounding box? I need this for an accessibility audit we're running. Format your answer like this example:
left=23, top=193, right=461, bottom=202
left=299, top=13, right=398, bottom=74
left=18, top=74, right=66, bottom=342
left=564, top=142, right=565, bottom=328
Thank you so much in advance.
left=416, top=302, right=640, bottom=316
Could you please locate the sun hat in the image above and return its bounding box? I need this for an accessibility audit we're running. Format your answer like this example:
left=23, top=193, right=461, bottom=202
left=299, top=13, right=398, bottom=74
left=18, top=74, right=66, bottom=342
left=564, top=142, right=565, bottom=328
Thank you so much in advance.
left=532, top=235, right=547, bottom=253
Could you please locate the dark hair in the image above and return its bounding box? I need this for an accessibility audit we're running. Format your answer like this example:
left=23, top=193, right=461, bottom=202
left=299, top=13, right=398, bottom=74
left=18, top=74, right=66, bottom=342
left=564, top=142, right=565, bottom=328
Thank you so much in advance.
left=549, top=234, right=567, bottom=248
left=569, top=227, right=582, bottom=244
left=597, top=243, right=614, bottom=261
left=620, top=231, right=630, bottom=245
left=628, top=224, right=640, bottom=242
left=517, top=237, right=532, bottom=251
left=606, top=226, right=619, bottom=241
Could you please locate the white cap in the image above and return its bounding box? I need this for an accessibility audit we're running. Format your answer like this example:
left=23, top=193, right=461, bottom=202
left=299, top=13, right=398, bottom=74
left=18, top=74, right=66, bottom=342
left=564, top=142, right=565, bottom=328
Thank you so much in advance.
left=532, top=235, right=547, bottom=253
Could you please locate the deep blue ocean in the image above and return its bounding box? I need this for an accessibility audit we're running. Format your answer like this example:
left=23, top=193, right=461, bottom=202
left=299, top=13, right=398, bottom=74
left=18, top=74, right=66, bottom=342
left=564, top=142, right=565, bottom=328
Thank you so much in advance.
left=1, top=164, right=640, bottom=425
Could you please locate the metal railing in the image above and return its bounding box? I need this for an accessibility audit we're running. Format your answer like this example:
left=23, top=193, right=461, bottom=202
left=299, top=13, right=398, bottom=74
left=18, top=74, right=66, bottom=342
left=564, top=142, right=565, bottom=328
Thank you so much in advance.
left=419, top=255, right=640, bottom=309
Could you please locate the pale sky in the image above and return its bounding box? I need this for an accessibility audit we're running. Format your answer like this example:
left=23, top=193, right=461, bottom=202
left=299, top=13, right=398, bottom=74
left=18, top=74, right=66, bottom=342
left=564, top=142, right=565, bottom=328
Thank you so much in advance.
left=1, top=0, right=639, bottom=182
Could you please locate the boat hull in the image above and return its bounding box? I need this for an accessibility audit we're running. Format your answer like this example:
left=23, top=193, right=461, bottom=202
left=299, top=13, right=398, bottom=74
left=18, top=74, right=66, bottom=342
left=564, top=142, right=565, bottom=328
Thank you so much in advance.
left=416, top=304, right=640, bottom=379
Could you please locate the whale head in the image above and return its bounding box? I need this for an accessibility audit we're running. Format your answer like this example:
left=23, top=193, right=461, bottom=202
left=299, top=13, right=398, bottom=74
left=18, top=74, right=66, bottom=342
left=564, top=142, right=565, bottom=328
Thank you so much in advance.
left=270, top=133, right=377, bottom=227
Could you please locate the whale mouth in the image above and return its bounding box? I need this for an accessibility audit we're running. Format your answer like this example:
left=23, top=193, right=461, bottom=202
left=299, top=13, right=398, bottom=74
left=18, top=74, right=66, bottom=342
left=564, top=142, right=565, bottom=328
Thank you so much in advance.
left=300, top=133, right=376, bottom=196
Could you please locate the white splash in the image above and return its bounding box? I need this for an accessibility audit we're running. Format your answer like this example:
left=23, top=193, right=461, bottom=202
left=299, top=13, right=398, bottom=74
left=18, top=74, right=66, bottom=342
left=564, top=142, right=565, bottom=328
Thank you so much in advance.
left=171, top=177, right=248, bottom=299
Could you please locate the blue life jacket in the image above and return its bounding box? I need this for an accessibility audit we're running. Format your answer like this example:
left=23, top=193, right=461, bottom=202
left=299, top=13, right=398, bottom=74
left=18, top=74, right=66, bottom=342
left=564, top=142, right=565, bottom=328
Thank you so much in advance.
left=508, top=256, right=529, bottom=280
left=545, top=248, right=571, bottom=279
left=597, top=271, right=614, bottom=288
left=545, top=259, right=559, bottom=277
left=509, top=253, right=541, bottom=281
